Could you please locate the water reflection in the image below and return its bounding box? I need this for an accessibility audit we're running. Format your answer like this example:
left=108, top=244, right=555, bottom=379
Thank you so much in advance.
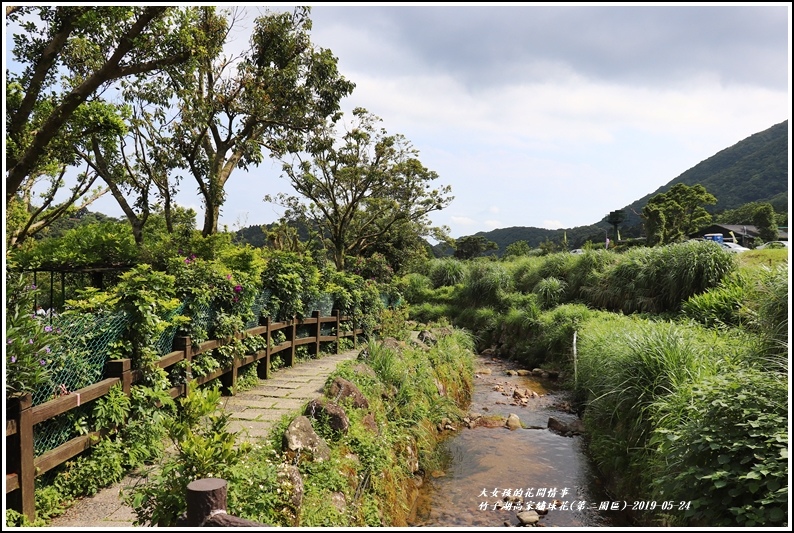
left=410, top=356, right=627, bottom=528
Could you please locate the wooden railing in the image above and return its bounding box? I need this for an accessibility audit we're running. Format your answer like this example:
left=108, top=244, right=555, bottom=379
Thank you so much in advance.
left=5, top=310, right=369, bottom=523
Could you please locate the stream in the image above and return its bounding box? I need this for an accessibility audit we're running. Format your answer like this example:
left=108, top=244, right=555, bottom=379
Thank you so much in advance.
left=409, top=354, right=631, bottom=528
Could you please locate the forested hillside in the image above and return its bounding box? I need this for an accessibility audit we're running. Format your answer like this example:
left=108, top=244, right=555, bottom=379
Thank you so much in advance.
left=435, top=119, right=788, bottom=256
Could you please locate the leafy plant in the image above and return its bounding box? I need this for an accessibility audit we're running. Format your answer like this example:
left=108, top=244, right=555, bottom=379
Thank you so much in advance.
left=651, top=370, right=788, bottom=526
left=5, top=270, right=52, bottom=398
left=124, top=383, right=251, bottom=526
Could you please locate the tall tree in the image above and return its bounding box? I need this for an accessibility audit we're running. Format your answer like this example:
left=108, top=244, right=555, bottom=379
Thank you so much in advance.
left=166, top=6, right=355, bottom=236
left=642, top=183, right=717, bottom=245
left=604, top=209, right=626, bottom=242
left=752, top=203, right=779, bottom=242
left=454, top=235, right=498, bottom=260
left=268, top=107, right=453, bottom=270
left=5, top=6, right=210, bottom=205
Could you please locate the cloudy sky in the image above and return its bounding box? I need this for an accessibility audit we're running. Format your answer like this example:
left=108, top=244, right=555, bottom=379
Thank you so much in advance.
left=16, top=3, right=791, bottom=239
left=211, top=2, right=791, bottom=238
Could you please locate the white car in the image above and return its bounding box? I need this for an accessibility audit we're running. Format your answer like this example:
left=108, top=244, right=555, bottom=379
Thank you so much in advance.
left=720, top=242, right=750, bottom=253
left=757, top=241, right=789, bottom=250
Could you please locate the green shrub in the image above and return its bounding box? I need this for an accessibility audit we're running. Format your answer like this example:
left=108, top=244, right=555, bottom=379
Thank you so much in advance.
left=427, top=258, right=465, bottom=288
left=400, top=273, right=432, bottom=304
left=532, top=276, right=567, bottom=309
left=457, top=262, right=512, bottom=309
left=651, top=369, right=788, bottom=526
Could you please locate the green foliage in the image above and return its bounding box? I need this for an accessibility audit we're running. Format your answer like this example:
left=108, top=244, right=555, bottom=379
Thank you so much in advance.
left=10, top=220, right=139, bottom=269
left=92, top=384, right=130, bottom=430
left=345, top=252, right=395, bottom=283
left=502, top=240, right=531, bottom=258
left=532, top=276, right=567, bottom=309
left=651, top=370, right=788, bottom=526
left=427, top=257, right=465, bottom=288
left=260, top=251, right=320, bottom=321
left=379, top=305, right=410, bottom=340
left=5, top=270, right=52, bottom=397
left=680, top=270, right=749, bottom=328
left=124, top=383, right=251, bottom=526
left=457, top=261, right=511, bottom=309
left=400, top=272, right=432, bottom=303
left=643, top=183, right=717, bottom=245
left=585, top=241, right=737, bottom=314
left=574, top=316, right=755, bottom=504
left=169, top=249, right=260, bottom=343
left=271, top=107, right=451, bottom=270
left=111, top=264, right=188, bottom=377
left=453, top=235, right=498, bottom=260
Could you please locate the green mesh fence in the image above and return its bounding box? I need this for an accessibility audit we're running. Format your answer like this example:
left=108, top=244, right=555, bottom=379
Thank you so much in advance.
left=33, top=311, right=128, bottom=456
left=189, top=300, right=216, bottom=341
left=304, top=293, right=334, bottom=317
left=244, top=289, right=271, bottom=329
left=155, top=301, right=187, bottom=356
left=379, top=293, right=402, bottom=308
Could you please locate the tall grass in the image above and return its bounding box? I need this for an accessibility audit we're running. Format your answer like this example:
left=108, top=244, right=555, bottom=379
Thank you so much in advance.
left=532, top=276, right=567, bottom=309
left=507, top=255, right=544, bottom=293
left=584, top=243, right=736, bottom=313
left=575, top=316, right=754, bottom=502
left=427, top=258, right=466, bottom=288
left=457, top=261, right=512, bottom=309
left=680, top=269, right=750, bottom=328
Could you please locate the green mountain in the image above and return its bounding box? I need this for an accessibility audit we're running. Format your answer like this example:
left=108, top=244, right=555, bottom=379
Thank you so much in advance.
left=437, top=119, right=788, bottom=256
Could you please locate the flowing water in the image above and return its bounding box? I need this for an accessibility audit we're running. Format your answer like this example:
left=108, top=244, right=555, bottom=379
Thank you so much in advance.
left=409, top=355, right=630, bottom=528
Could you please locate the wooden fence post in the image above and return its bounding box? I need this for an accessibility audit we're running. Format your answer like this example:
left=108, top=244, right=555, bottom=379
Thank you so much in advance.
left=105, top=359, right=132, bottom=395
left=258, top=317, right=271, bottom=380
left=5, top=393, right=35, bottom=523
left=174, top=336, right=192, bottom=396
left=333, top=309, right=341, bottom=354
left=287, top=317, right=296, bottom=368
left=312, top=310, right=321, bottom=358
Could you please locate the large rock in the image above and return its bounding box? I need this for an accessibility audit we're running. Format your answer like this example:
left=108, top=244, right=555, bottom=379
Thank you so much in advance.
left=547, top=416, right=585, bottom=436
left=305, top=397, right=350, bottom=434
left=505, top=413, right=522, bottom=430
left=277, top=464, right=304, bottom=510
left=361, top=412, right=379, bottom=434
left=327, top=376, right=369, bottom=408
left=381, top=337, right=404, bottom=351
left=517, top=510, right=540, bottom=525
left=418, top=330, right=437, bottom=346
left=283, top=416, right=331, bottom=462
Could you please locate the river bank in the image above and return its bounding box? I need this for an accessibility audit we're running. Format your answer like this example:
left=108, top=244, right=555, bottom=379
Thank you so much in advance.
left=409, top=354, right=630, bottom=527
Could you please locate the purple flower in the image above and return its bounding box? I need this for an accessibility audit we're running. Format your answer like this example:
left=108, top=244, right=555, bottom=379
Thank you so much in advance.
left=234, top=285, right=243, bottom=293
left=45, top=325, right=53, bottom=332
left=7, top=339, right=12, bottom=344
left=11, top=356, right=16, bottom=363
left=45, top=346, right=51, bottom=353
left=29, top=339, right=34, bottom=344
left=39, top=359, right=46, bottom=366
left=226, top=274, right=232, bottom=280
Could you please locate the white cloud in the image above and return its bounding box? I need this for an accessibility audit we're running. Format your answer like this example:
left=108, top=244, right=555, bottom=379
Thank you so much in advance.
left=541, top=220, right=565, bottom=230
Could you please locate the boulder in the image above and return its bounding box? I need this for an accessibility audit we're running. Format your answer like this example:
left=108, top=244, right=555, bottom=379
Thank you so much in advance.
left=327, top=376, right=369, bottom=408
left=505, top=413, right=522, bottom=430
left=282, top=416, right=331, bottom=462
left=304, top=397, right=350, bottom=434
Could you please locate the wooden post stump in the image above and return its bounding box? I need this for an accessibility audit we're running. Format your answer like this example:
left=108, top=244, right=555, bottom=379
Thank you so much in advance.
left=186, top=478, right=227, bottom=526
